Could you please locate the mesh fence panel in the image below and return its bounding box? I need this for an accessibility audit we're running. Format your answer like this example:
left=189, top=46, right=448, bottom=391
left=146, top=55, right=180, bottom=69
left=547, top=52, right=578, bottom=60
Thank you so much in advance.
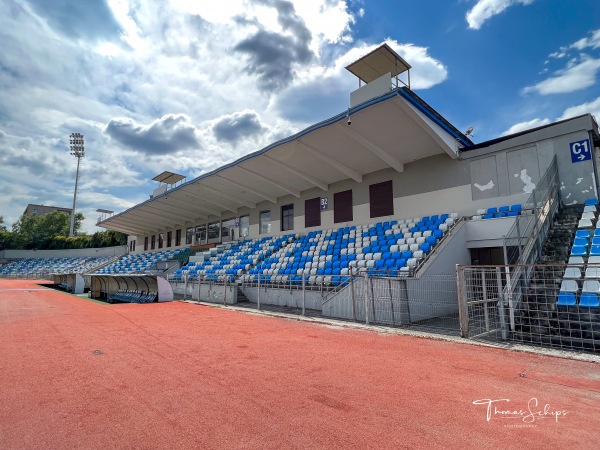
left=458, top=264, right=600, bottom=353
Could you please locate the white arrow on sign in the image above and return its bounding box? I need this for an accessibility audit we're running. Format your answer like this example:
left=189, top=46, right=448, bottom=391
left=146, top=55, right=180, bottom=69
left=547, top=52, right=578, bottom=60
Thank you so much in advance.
left=579, top=154, right=586, bottom=161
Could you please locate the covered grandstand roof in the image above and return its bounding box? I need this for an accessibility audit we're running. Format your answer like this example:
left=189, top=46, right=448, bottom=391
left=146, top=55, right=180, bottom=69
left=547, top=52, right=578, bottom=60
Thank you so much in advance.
left=98, top=87, right=473, bottom=235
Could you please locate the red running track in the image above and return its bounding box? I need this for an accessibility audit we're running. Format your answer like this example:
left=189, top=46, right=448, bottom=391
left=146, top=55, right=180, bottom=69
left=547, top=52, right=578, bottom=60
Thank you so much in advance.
left=0, top=279, right=598, bottom=449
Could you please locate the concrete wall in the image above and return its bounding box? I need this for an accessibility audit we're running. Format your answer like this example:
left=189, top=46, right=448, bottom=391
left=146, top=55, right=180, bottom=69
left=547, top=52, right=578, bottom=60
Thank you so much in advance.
left=465, top=217, right=518, bottom=248
left=418, top=220, right=471, bottom=276
left=350, top=72, right=391, bottom=107
left=0, top=246, right=127, bottom=259
left=463, top=119, right=597, bottom=207
left=193, top=282, right=237, bottom=304
left=241, top=286, right=323, bottom=310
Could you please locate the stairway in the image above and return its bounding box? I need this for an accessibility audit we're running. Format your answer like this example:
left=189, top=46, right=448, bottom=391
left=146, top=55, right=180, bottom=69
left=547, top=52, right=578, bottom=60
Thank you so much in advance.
left=237, top=285, right=250, bottom=303
left=513, top=204, right=599, bottom=351
left=537, top=204, right=583, bottom=264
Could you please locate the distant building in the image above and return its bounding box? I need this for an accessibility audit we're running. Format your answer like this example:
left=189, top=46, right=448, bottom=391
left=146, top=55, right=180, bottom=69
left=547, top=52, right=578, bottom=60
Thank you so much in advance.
left=23, top=204, right=72, bottom=218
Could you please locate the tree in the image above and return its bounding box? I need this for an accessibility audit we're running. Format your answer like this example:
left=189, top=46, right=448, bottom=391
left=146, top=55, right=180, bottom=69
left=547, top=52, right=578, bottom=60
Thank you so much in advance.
left=0, top=231, right=14, bottom=250
left=11, top=211, right=84, bottom=250
left=0, top=215, right=6, bottom=232
left=2, top=211, right=125, bottom=250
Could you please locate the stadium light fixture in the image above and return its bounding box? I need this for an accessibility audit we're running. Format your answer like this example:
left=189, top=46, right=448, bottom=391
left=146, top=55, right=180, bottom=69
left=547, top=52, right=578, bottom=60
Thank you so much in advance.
left=68, top=133, right=85, bottom=237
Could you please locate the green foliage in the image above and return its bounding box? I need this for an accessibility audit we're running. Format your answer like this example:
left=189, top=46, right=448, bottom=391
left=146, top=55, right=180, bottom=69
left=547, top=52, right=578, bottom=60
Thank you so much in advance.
left=0, top=211, right=127, bottom=250
left=0, top=231, right=15, bottom=250
left=0, top=215, right=6, bottom=232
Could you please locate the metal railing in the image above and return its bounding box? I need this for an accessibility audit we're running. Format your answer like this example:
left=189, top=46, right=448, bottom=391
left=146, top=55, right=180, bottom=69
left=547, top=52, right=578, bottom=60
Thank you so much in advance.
left=503, top=156, right=559, bottom=266
left=500, top=157, right=560, bottom=314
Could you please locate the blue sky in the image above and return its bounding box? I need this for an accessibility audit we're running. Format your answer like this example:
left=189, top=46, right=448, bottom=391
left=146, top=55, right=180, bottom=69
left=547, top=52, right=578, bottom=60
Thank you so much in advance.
left=1, top=0, right=600, bottom=233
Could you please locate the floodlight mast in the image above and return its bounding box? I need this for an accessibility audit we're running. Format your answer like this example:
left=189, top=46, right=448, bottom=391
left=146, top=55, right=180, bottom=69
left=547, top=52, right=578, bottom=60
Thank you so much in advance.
left=68, top=133, right=85, bottom=237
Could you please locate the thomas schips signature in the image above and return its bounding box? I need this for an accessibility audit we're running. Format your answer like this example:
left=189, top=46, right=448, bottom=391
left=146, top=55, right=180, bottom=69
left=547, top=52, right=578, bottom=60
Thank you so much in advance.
left=472, top=398, right=568, bottom=423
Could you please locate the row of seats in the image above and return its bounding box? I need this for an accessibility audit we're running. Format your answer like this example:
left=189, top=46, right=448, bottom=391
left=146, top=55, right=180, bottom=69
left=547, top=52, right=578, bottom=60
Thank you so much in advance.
left=109, top=290, right=157, bottom=303
left=172, top=235, right=294, bottom=282
left=558, top=198, right=600, bottom=308
left=472, top=204, right=523, bottom=220
left=242, top=213, right=457, bottom=286
left=95, top=248, right=187, bottom=274
left=0, top=256, right=115, bottom=277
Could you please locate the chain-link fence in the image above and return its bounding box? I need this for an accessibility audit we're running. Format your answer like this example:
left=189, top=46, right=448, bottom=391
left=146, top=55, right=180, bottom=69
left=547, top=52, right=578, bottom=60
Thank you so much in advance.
left=174, top=272, right=460, bottom=333
left=319, top=272, right=459, bottom=332
left=457, top=264, right=600, bottom=353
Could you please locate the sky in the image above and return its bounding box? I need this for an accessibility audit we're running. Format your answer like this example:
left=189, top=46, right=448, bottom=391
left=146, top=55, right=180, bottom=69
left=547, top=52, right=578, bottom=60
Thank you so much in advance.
left=1, top=0, right=600, bottom=233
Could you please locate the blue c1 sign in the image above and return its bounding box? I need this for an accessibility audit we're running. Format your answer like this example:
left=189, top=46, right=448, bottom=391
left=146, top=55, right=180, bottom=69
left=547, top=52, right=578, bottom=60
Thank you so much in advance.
left=570, top=139, right=591, bottom=163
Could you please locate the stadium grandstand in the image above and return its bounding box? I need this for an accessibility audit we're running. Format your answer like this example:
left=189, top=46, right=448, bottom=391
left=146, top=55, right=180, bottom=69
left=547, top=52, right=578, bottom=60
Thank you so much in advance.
left=5, top=44, right=600, bottom=352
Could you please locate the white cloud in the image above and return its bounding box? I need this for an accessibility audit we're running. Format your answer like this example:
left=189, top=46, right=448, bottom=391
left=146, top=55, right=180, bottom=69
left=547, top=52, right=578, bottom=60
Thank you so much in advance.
left=523, top=58, right=600, bottom=95
left=558, top=97, right=600, bottom=121
left=502, top=97, right=600, bottom=139
left=466, top=0, right=535, bottom=30
left=0, top=0, right=450, bottom=234
left=502, top=118, right=550, bottom=136
left=571, top=29, right=600, bottom=51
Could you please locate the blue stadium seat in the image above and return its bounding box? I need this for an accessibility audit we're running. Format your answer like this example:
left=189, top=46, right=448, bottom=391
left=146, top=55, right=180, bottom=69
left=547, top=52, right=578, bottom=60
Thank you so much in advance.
left=590, top=246, right=600, bottom=256
left=576, top=230, right=591, bottom=239
left=585, top=198, right=598, bottom=206
left=557, top=292, right=576, bottom=306
left=579, top=292, right=600, bottom=308
left=570, top=246, right=588, bottom=257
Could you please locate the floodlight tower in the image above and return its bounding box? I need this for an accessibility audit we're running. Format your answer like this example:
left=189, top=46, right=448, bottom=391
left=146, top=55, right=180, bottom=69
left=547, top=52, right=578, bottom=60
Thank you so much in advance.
left=68, top=133, right=85, bottom=237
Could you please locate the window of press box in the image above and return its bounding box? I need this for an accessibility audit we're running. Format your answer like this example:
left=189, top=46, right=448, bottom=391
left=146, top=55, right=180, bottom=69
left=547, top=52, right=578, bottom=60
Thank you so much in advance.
left=281, top=204, right=294, bottom=231
left=259, top=210, right=271, bottom=234
left=238, top=215, right=249, bottom=239
left=208, top=222, right=220, bottom=240
left=195, top=224, right=206, bottom=244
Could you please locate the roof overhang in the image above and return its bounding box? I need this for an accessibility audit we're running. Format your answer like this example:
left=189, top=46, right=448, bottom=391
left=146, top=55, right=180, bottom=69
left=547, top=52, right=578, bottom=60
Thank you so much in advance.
left=99, top=87, right=471, bottom=235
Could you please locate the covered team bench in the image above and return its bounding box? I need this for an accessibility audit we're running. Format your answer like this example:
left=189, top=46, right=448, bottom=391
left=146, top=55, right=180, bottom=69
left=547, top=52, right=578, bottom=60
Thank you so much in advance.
left=89, top=274, right=174, bottom=303
left=52, top=273, right=85, bottom=294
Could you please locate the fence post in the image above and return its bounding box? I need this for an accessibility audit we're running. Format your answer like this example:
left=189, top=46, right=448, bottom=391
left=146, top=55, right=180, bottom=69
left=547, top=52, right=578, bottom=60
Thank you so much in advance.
left=482, top=269, right=489, bottom=332
left=388, top=278, right=395, bottom=325
left=496, top=267, right=508, bottom=339
left=350, top=267, right=356, bottom=321
left=257, top=274, right=261, bottom=311
left=456, top=265, right=469, bottom=338
left=223, top=276, right=227, bottom=306
left=183, top=274, right=188, bottom=300
left=302, top=274, right=306, bottom=316
left=364, top=272, right=369, bottom=325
